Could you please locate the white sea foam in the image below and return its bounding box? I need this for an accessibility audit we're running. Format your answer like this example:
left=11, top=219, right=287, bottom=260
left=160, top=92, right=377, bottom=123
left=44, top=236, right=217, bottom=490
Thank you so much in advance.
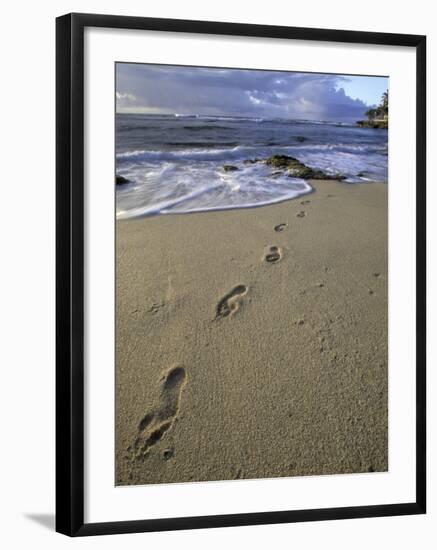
left=116, top=114, right=387, bottom=218
left=116, top=145, right=252, bottom=162
left=116, top=162, right=312, bottom=219
left=116, top=143, right=382, bottom=163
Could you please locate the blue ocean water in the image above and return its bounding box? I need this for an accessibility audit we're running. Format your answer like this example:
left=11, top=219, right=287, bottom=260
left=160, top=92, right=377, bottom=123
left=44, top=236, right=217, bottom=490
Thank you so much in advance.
left=116, top=114, right=388, bottom=219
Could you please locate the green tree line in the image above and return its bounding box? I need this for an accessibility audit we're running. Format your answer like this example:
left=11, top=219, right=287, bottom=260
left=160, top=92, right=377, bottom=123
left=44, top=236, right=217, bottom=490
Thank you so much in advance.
left=365, top=91, right=388, bottom=121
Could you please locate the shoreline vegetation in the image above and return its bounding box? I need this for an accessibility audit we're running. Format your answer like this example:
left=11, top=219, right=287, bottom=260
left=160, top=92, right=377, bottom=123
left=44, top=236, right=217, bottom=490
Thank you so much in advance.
left=356, top=91, right=389, bottom=129
left=116, top=178, right=388, bottom=485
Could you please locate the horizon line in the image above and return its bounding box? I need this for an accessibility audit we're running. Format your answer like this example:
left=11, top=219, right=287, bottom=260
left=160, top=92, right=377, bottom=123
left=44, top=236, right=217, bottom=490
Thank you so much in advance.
left=115, top=111, right=363, bottom=123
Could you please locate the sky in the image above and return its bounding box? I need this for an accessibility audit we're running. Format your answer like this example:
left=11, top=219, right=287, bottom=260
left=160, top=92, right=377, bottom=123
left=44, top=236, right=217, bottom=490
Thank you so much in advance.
left=116, top=63, right=388, bottom=122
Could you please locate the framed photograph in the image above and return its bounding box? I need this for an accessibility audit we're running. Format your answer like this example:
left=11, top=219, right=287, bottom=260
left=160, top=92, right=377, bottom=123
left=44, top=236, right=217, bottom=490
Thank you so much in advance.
left=56, top=13, right=426, bottom=536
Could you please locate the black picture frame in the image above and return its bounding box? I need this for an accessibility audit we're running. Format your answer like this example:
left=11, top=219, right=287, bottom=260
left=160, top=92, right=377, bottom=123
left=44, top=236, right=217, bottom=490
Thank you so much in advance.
left=56, top=12, right=426, bottom=537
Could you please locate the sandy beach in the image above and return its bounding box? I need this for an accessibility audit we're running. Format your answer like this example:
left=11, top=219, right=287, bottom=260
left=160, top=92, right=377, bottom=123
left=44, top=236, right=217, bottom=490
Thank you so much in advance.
left=115, top=179, right=388, bottom=486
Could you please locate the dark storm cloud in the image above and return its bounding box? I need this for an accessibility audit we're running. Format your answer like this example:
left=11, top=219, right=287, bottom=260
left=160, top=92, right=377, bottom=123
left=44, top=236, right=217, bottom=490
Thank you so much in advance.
left=116, top=63, right=375, bottom=122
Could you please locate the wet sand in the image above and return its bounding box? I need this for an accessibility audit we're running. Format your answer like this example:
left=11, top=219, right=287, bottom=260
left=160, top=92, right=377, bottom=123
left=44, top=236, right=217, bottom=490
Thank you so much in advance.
left=115, top=179, right=388, bottom=486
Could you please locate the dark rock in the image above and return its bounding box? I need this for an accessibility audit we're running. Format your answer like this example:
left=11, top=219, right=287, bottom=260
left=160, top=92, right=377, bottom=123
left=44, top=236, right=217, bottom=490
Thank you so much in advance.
left=288, top=166, right=321, bottom=179
left=356, top=120, right=388, bottom=129
left=242, top=154, right=346, bottom=181
left=264, top=155, right=345, bottom=180
left=116, top=175, right=129, bottom=185
left=309, top=170, right=344, bottom=181
left=223, top=164, right=239, bottom=172
left=265, top=154, right=301, bottom=169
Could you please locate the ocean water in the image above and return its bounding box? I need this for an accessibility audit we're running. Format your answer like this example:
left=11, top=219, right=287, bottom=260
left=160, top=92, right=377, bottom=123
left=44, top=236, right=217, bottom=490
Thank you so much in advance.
left=116, top=114, right=388, bottom=219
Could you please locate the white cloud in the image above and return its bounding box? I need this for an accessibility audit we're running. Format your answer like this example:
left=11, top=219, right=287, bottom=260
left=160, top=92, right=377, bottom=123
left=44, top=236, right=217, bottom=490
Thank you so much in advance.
left=116, top=92, right=136, bottom=101
left=116, top=92, right=137, bottom=111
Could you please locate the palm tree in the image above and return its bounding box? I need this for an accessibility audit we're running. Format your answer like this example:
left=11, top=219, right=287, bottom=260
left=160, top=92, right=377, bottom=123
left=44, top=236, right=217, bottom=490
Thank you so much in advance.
left=358, top=90, right=388, bottom=128
left=380, top=91, right=388, bottom=117
left=366, top=92, right=388, bottom=121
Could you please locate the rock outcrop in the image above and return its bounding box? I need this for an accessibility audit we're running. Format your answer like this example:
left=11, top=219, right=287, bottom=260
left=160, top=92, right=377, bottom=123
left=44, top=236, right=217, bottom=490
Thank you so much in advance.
left=245, top=155, right=346, bottom=180
left=116, top=175, right=130, bottom=185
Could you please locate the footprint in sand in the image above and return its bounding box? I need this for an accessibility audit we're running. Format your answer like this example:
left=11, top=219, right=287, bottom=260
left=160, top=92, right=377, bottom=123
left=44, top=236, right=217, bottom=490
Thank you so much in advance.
left=264, top=245, right=282, bottom=264
left=148, top=302, right=164, bottom=314
left=216, top=285, right=248, bottom=319
left=131, top=366, right=187, bottom=459
left=274, top=223, right=288, bottom=232
left=300, top=200, right=311, bottom=205
left=296, top=211, right=306, bottom=218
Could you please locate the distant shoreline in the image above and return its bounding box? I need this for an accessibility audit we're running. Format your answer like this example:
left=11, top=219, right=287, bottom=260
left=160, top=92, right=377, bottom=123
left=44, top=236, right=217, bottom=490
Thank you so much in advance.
left=356, top=119, right=388, bottom=129
left=116, top=111, right=365, bottom=126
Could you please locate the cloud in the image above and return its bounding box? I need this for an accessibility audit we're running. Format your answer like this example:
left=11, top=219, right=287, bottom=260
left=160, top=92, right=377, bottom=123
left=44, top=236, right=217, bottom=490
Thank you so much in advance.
left=115, top=91, right=137, bottom=108
left=116, top=63, right=384, bottom=121
left=116, top=92, right=136, bottom=100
